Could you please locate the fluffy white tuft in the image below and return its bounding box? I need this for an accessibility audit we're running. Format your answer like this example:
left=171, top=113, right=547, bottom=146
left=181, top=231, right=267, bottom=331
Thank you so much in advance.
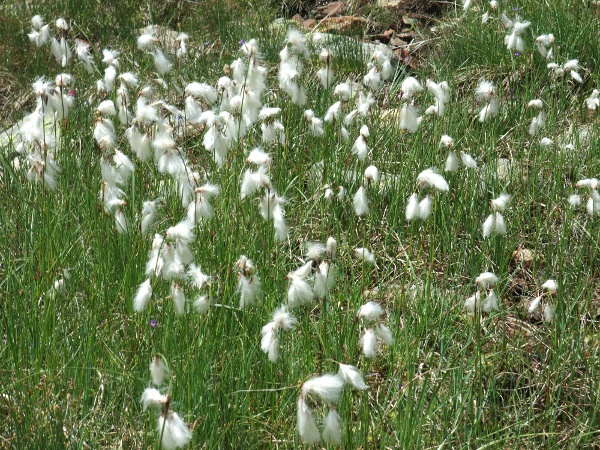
left=338, top=364, right=368, bottom=390
left=323, top=408, right=343, bottom=445
left=134, top=278, right=153, bottom=312
left=157, top=411, right=192, bottom=450
left=297, top=397, right=320, bottom=444
left=302, top=374, right=344, bottom=403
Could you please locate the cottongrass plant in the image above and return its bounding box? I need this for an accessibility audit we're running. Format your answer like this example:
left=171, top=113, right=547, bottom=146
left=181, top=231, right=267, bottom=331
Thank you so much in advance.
left=141, top=356, right=192, bottom=449
left=357, top=301, right=393, bottom=358
left=260, top=305, right=297, bottom=362
left=475, top=80, right=499, bottom=122
left=8, top=5, right=599, bottom=447
left=235, top=255, right=262, bottom=308
left=501, top=13, right=530, bottom=53
left=528, top=279, right=558, bottom=322
left=482, top=193, right=510, bottom=238
left=406, top=168, right=449, bottom=221
left=465, top=272, right=500, bottom=313
left=297, top=372, right=363, bottom=446
left=570, top=178, right=600, bottom=217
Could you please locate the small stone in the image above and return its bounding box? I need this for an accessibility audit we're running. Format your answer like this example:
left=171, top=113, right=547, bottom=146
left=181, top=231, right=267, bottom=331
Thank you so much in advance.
left=316, top=16, right=367, bottom=36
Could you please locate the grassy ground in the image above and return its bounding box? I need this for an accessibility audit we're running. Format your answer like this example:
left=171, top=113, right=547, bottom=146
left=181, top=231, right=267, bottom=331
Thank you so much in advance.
left=1, top=0, right=599, bottom=449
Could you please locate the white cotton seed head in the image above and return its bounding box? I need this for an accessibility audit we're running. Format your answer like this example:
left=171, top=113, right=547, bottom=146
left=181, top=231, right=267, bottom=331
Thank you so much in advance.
left=482, top=290, right=499, bottom=313
left=324, top=187, right=332, bottom=202
left=418, top=195, right=433, bottom=220
left=401, top=76, right=423, bottom=99
left=287, top=275, right=313, bottom=308
left=585, top=89, right=599, bottom=110
left=353, top=186, right=370, bottom=216
left=338, top=364, right=368, bottom=390
left=352, top=135, right=368, bottom=161
left=313, top=269, right=330, bottom=300
left=587, top=197, right=599, bottom=216
left=115, top=210, right=129, bottom=234
left=157, top=411, right=192, bottom=450
left=292, top=261, right=313, bottom=279
left=166, top=221, right=194, bottom=244
left=417, top=169, right=449, bottom=192
left=323, top=409, right=343, bottom=446
left=476, top=272, right=498, bottom=288
left=478, top=98, right=499, bottom=122
left=406, top=193, right=420, bottom=221
left=494, top=212, right=507, bottom=235
left=364, top=165, right=380, bottom=184
left=149, top=356, right=169, bottom=387
left=354, top=248, right=375, bottom=264
left=238, top=275, right=261, bottom=308
left=97, top=100, right=116, bottom=116
left=272, top=305, right=297, bottom=330
left=187, top=264, right=209, bottom=290
left=541, top=279, right=558, bottom=293
left=358, top=301, right=384, bottom=322
left=440, top=135, right=454, bottom=147
left=568, top=194, right=582, bottom=207
left=399, top=104, right=421, bottom=133
left=260, top=327, right=279, bottom=362
left=133, top=278, right=152, bottom=312
left=360, top=124, right=370, bottom=138
left=247, top=147, right=272, bottom=166
left=137, top=32, right=158, bottom=50
left=333, top=82, right=353, bottom=100
left=153, top=48, right=172, bottom=75
left=363, top=67, right=382, bottom=91
left=476, top=80, right=495, bottom=100
left=302, top=374, right=344, bottom=403
left=326, top=236, right=337, bottom=259
left=575, top=178, right=599, bottom=190
left=536, top=34, right=554, bottom=47
left=273, top=205, right=288, bottom=242
left=482, top=213, right=495, bottom=238
left=317, top=66, right=335, bottom=89
left=460, top=152, right=478, bottom=169
left=464, top=292, right=481, bottom=313
left=306, top=242, right=326, bottom=261
left=324, top=101, right=341, bottom=123
left=374, top=323, right=393, bottom=346
left=543, top=303, right=555, bottom=322
left=527, top=99, right=544, bottom=109
left=360, top=328, right=377, bottom=358
left=491, top=193, right=510, bottom=212
left=528, top=295, right=542, bottom=314
left=31, top=15, right=45, bottom=30
left=193, top=295, right=210, bottom=314
left=171, top=283, right=186, bottom=315
left=141, top=388, right=168, bottom=412
left=445, top=151, right=460, bottom=172
left=297, top=398, right=320, bottom=444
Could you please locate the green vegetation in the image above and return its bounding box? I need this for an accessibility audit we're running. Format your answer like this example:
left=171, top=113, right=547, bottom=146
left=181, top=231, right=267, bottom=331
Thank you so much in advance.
left=1, top=0, right=599, bottom=448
